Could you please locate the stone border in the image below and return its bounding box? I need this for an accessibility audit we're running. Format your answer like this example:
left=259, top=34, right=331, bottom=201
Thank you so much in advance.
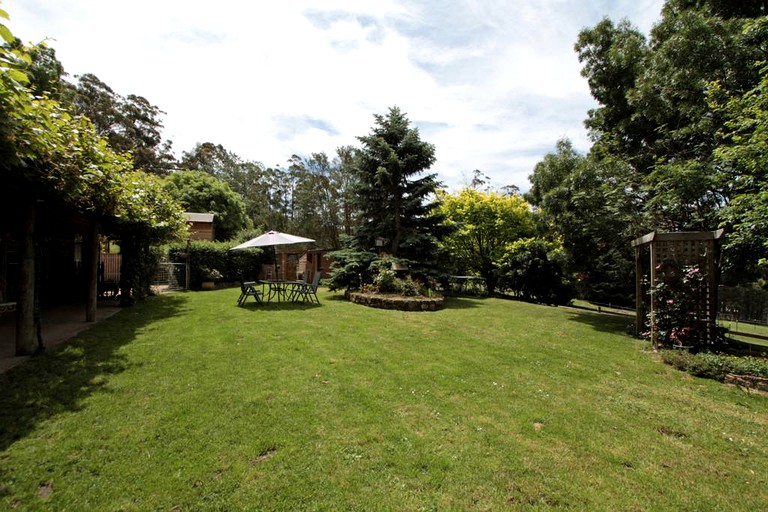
left=346, top=291, right=444, bottom=311
left=724, top=373, right=768, bottom=393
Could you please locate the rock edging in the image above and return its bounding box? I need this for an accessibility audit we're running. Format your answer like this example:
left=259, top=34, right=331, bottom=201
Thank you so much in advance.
left=724, top=373, right=768, bottom=393
left=346, top=291, right=444, bottom=311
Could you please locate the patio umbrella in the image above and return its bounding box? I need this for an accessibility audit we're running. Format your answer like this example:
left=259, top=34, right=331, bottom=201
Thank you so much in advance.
left=230, top=231, right=316, bottom=280
left=230, top=230, right=315, bottom=250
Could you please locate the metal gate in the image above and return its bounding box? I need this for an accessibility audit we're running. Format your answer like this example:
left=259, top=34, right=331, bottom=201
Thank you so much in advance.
left=152, top=262, right=187, bottom=293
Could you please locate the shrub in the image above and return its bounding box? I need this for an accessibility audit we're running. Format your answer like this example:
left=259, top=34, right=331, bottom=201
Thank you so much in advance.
left=374, top=268, right=398, bottom=293
left=326, top=246, right=377, bottom=291
left=661, top=350, right=768, bottom=381
left=497, top=237, right=574, bottom=305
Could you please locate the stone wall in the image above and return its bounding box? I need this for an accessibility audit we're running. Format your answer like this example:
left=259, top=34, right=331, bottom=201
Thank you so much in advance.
left=346, top=291, right=444, bottom=312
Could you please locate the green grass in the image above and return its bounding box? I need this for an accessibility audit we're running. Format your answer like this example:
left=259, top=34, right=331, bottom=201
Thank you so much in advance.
left=1, top=289, right=766, bottom=510
left=718, top=319, right=768, bottom=349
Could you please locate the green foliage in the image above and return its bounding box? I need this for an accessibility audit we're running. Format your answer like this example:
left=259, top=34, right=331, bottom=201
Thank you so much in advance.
left=164, top=170, right=252, bottom=241
left=349, top=107, right=445, bottom=275
left=168, top=240, right=265, bottom=289
left=326, top=242, right=377, bottom=292
left=497, top=237, right=574, bottom=305
left=713, top=64, right=768, bottom=281
left=649, top=262, right=715, bottom=349
left=527, top=141, right=641, bottom=305
left=64, top=73, right=176, bottom=175
left=181, top=143, right=358, bottom=249
left=573, top=1, right=766, bottom=263
left=113, top=171, right=187, bottom=241
left=661, top=350, right=768, bottom=381
left=436, top=188, right=535, bottom=294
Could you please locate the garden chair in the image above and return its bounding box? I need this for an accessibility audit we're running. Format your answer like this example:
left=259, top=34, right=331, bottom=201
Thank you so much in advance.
left=294, top=272, right=321, bottom=304
left=237, top=280, right=263, bottom=306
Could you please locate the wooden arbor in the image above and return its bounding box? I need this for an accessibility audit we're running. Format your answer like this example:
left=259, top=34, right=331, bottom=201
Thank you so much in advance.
left=632, top=230, right=724, bottom=347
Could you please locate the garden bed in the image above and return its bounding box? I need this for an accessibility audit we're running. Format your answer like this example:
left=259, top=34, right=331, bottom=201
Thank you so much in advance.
left=346, top=291, right=444, bottom=311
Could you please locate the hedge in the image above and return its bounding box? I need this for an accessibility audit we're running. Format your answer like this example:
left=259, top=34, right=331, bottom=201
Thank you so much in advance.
left=167, top=240, right=266, bottom=289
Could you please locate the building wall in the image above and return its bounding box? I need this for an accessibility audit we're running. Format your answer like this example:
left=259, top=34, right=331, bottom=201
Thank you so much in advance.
left=189, top=222, right=214, bottom=241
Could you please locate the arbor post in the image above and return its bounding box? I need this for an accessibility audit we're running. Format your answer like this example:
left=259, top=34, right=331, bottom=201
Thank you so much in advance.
left=16, top=200, right=36, bottom=355
left=85, top=220, right=99, bottom=322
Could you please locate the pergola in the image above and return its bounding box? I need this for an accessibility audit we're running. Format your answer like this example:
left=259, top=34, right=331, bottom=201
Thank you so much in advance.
left=632, top=230, right=725, bottom=347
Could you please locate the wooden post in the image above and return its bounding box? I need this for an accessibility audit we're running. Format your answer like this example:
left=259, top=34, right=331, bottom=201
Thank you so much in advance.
left=85, top=220, right=99, bottom=322
left=634, top=248, right=640, bottom=333
left=16, top=200, right=36, bottom=355
left=649, top=239, right=658, bottom=348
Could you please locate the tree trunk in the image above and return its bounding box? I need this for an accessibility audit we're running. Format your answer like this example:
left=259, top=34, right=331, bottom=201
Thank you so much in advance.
left=16, top=200, right=37, bottom=355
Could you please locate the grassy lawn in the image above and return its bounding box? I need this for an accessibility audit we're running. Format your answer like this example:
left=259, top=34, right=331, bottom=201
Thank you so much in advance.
left=1, top=289, right=766, bottom=510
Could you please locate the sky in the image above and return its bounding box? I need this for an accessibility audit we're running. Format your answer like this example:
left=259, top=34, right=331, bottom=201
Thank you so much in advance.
left=6, top=0, right=664, bottom=192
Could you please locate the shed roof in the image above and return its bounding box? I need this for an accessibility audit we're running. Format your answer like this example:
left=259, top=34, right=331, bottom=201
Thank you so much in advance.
left=631, top=229, right=724, bottom=247
left=183, top=212, right=215, bottom=223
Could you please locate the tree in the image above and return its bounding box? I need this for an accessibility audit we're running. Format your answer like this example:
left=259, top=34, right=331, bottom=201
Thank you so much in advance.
left=497, top=237, right=574, bottom=305
left=65, top=73, right=176, bottom=174
left=181, top=142, right=242, bottom=180
left=327, top=107, right=444, bottom=290
left=575, top=1, right=766, bottom=231
left=352, top=107, right=443, bottom=265
left=435, top=188, right=535, bottom=294
left=2, top=9, right=186, bottom=349
left=111, top=171, right=187, bottom=303
left=713, top=63, right=768, bottom=282
left=527, top=140, right=638, bottom=304
left=164, top=170, right=252, bottom=241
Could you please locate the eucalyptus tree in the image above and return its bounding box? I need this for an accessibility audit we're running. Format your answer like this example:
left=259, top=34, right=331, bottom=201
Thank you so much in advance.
left=331, top=145, right=358, bottom=239
left=287, top=152, right=351, bottom=249
left=65, top=73, right=176, bottom=175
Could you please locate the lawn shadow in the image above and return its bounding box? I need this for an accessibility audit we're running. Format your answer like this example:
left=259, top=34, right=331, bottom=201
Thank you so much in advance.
left=564, top=307, right=637, bottom=337
left=0, top=294, right=189, bottom=454
left=239, top=301, right=323, bottom=312
left=442, top=296, right=485, bottom=309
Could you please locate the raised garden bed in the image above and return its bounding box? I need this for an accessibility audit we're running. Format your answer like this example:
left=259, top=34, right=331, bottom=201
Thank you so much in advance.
left=346, top=291, right=444, bottom=311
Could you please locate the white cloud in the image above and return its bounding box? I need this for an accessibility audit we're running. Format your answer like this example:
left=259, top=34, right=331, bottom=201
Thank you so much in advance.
left=5, top=0, right=664, bottom=190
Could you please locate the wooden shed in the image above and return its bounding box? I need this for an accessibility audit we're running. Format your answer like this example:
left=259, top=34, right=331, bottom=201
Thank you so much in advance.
left=632, top=230, right=724, bottom=347
left=183, top=212, right=215, bottom=241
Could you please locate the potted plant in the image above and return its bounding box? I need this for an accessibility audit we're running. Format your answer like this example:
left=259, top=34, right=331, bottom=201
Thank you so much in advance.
left=201, top=268, right=223, bottom=290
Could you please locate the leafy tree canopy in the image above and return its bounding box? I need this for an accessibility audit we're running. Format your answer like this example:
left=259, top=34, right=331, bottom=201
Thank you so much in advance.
left=65, top=73, right=176, bottom=175
left=575, top=0, right=766, bottom=231
left=713, top=64, right=768, bottom=282
left=435, top=188, right=535, bottom=294
left=528, top=139, right=639, bottom=304
left=164, top=170, right=252, bottom=241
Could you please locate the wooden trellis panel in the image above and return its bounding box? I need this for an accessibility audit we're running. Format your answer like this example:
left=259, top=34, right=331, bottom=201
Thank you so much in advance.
left=632, top=230, right=724, bottom=347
